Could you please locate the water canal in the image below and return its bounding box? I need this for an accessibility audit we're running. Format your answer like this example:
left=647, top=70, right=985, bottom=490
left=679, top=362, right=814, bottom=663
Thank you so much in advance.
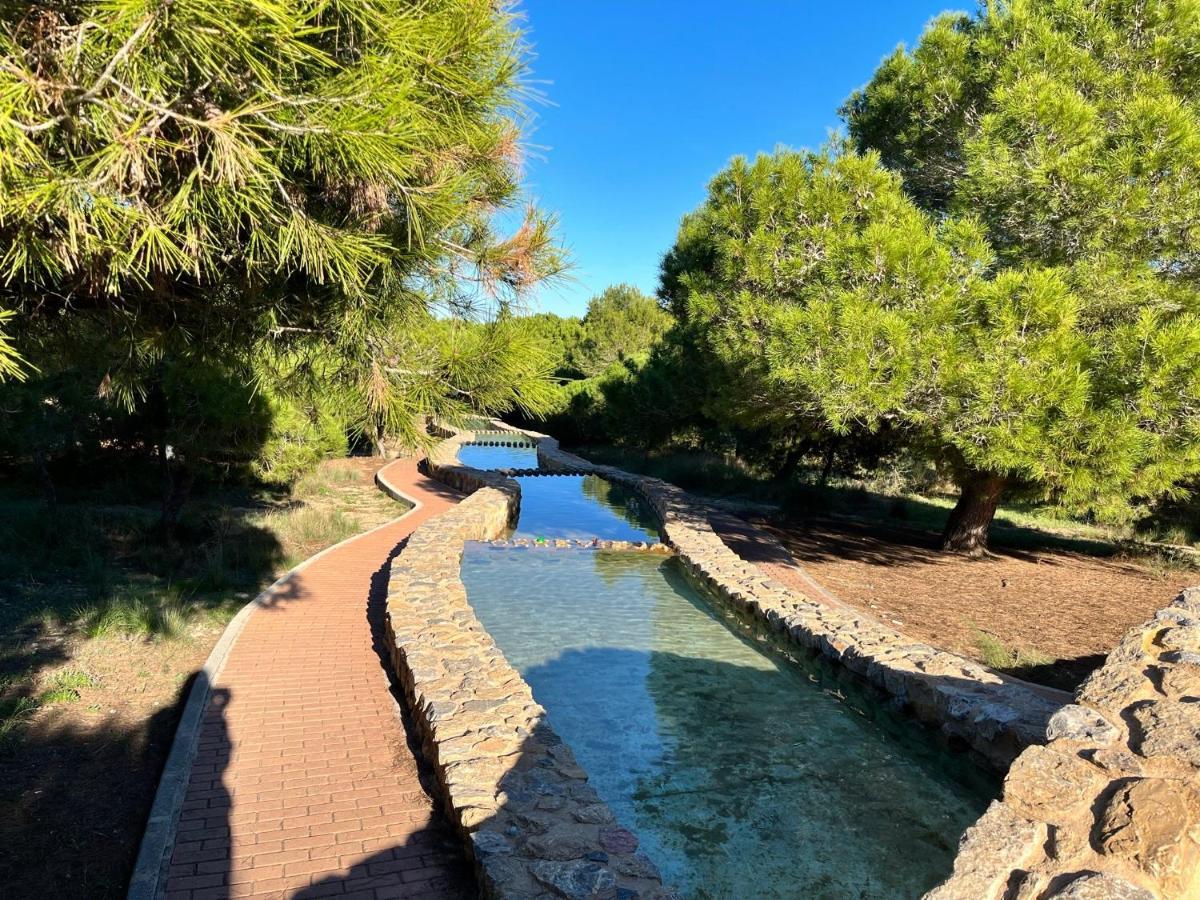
left=457, top=443, right=995, bottom=898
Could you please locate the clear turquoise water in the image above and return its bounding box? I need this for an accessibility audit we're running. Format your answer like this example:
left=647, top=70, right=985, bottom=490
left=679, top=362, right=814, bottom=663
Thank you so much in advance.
left=459, top=551, right=995, bottom=899
left=457, top=443, right=539, bottom=471
left=456, top=442, right=658, bottom=541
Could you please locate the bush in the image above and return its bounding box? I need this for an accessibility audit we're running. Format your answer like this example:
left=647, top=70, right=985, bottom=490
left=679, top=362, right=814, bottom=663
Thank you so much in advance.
left=252, top=391, right=348, bottom=487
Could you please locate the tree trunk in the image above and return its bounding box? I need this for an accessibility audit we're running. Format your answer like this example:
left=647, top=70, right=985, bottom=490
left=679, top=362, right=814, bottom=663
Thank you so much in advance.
left=819, top=445, right=836, bottom=486
left=370, top=419, right=387, bottom=458
left=940, top=471, right=1007, bottom=556
left=776, top=444, right=807, bottom=483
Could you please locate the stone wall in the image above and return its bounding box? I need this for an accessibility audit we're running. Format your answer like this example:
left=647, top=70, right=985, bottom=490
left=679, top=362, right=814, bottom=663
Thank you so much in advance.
left=927, top=587, right=1200, bottom=899
left=512, top=426, right=1200, bottom=898
left=385, top=429, right=672, bottom=899
left=527, top=432, right=1064, bottom=771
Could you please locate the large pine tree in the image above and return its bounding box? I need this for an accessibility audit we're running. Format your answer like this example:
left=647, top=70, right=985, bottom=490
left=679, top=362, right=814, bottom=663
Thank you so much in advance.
left=664, top=142, right=1200, bottom=554
left=0, top=0, right=563, bottom=462
left=838, top=0, right=1200, bottom=551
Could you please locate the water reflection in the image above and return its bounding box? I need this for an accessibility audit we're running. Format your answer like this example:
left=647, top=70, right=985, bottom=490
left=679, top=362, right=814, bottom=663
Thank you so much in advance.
left=511, top=475, right=661, bottom=543
left=456, top=443, right=539, bottom=471
left=460, top=548, right=995, bottom=899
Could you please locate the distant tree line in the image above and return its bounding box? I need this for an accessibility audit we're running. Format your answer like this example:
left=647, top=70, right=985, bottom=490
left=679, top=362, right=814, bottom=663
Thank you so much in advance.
left=523, top=0, right=1200, bottom=555
left=521, top=284, right=671, bottom=380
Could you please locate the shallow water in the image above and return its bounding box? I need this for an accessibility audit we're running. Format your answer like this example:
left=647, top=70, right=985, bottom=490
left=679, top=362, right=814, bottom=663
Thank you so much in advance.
left=456, top=443, right=658, bottom=541
left=456, top=442, right=538, bottom=471
left=511, top=474, right=660, bottom=542
left=455, top=440, right=994, bottom=896
left=460, top=547, right=995, bottom=899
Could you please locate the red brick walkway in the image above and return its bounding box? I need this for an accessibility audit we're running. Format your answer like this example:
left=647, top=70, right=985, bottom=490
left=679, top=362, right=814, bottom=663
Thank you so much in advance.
left=162, top=458, right=474, bottom=899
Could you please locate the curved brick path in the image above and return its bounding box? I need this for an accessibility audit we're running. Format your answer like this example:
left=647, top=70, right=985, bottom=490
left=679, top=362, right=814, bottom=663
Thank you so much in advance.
left=160, top=458, right=474, bottom=899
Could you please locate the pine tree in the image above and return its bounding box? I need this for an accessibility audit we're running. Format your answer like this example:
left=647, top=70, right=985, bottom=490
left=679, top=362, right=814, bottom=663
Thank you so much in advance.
left=574, top=284, right=671, bottom=377
left=663, top=147, right=1200, bottom=555
left=839, top=0, right=1200, bottom=551
left=0, top=0, right=563, bottom=462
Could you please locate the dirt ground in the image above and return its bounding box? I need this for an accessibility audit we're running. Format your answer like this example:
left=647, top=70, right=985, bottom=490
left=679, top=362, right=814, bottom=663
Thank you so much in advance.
left=712, top=512, right=1191, bottom=691
left=0, top=634, right=218, bottom=897
left=0, top=458, right=405, bottom=898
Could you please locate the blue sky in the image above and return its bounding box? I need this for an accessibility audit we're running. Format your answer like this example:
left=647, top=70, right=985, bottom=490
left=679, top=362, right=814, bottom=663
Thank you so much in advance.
left=515, top=0, right=959, bottom=317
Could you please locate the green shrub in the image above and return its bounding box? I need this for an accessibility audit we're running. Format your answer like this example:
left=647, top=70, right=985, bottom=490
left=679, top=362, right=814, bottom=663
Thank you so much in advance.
left=253, top=392, right=348, bottom=487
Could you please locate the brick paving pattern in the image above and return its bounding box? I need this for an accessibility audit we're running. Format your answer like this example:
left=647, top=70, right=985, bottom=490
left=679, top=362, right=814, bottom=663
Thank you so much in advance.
left=162, top=458, right=474, bottom=899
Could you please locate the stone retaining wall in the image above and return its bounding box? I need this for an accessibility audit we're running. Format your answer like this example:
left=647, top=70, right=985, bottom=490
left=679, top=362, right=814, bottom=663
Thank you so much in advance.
left=927, top=587, right=1200, bottom=899
left=385, top=429, right=672, bottom=899
left=526, top=432, right=1064, bottom=771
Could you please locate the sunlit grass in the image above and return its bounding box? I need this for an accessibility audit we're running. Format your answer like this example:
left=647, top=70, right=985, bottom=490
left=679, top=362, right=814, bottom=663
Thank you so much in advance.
left=74, top=587, right=192, bottom=641
left=972, top=629, right=1055, bottom=675
left=37, top=669, right=96, bottom=705
left=259, top=506, right=360, bottom=568
left=293, top=464, right=361, bottom=500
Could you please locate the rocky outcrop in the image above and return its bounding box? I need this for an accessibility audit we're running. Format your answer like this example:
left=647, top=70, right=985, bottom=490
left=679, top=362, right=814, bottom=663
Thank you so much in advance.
left=928, top=588, right=1200, bottom=899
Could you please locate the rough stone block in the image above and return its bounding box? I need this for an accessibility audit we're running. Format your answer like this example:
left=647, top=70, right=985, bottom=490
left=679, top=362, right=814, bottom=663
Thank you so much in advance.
left=925, top=801, right=1045, bottom=900
left=1046, top=704, right=1121, bottom=745
left=1003, top=746, right=1103, bottom=824
left=1095, top=778, right=1200, bottom=894
left=1046, top=872, right=1157, bottom=899
left=1129, top=700, right=1200, bottom=767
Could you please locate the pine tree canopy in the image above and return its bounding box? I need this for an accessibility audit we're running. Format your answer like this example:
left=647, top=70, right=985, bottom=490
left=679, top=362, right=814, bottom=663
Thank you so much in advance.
left=658, top=0, right=1200, bottom=553
left=0, top=0, right=563, bottom=441
left=663, top=144, right=1200, bottom=554
left=844, top=0, right=1200, bottom=267
left=573, top=284, right=671, bottom=377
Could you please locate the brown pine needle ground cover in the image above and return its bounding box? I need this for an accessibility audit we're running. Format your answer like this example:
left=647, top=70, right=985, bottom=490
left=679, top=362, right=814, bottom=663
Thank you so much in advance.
left=0, top=458, right=407, bottom=898
left=714, top=512, right=1192, bottom=692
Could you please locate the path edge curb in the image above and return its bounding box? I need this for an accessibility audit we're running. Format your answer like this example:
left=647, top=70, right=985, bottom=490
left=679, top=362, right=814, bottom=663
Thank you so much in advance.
left=127, top=459, right=425, bottom=900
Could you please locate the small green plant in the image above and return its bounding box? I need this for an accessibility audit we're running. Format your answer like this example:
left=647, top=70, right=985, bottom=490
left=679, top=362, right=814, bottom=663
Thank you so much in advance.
left=154, top=597, right=190, bottom=640
left=973, top=629, right=1054, bottom=674
left=38, top=672, right=96, bottom=705
left=0, top=697, right=39, bottom=743
left=49, top=670, right=94, bottom=691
